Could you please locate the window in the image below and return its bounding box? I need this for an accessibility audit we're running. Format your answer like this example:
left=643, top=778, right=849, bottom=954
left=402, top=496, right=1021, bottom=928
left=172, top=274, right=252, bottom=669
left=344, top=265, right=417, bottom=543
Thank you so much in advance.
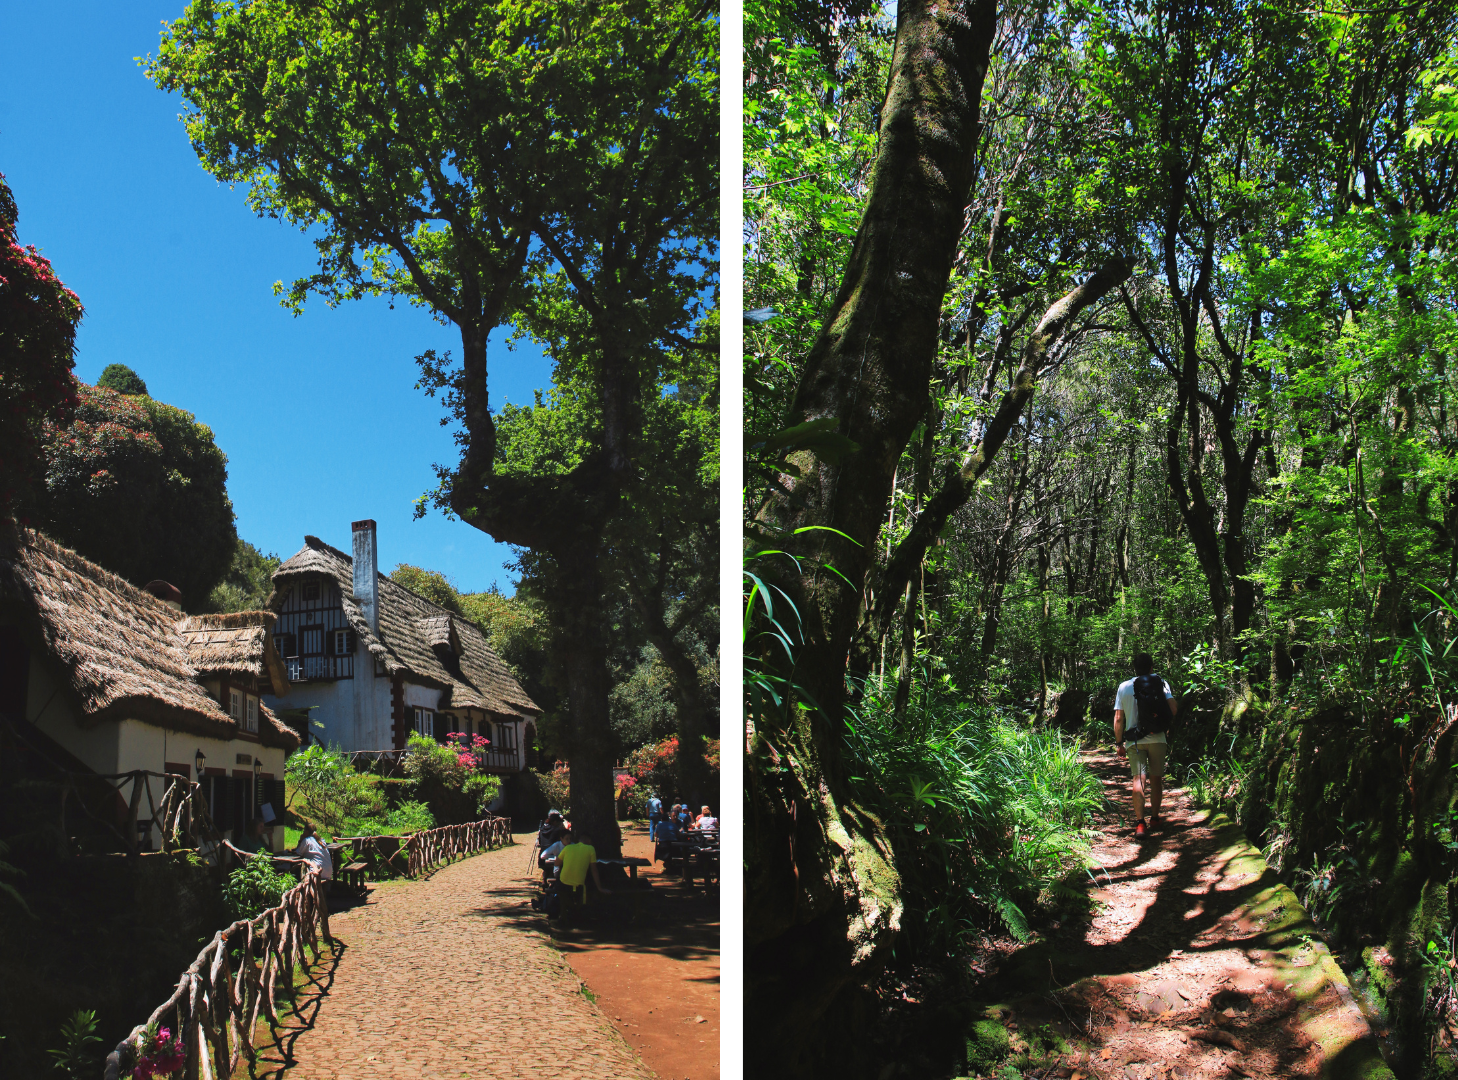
left=303, top=581, right=320, bottom=601
left=274, top=632, right=296, bottom=658
left=245, top=696, right=258, bottom=733
left=229, top=688, right=242, bottom=720
left=496, top=722, right=516, bottom=750
left=333, top=629, right=351, bottom=656
left=300, top=626, right=323, bottom=655
left=413, top=708, right=435, bottom=739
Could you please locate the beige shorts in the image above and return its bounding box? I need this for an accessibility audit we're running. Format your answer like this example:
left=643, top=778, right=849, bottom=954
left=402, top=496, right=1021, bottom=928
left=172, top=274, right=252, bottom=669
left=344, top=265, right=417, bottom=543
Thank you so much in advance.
left=1129, top=741, right=1167, bottom=781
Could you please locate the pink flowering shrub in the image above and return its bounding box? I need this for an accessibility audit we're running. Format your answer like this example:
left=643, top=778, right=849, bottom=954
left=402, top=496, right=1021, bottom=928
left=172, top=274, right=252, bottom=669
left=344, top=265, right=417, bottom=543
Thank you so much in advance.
left=129, top=1022, right=184, bottom=1079
left=0, top=171, right=82, bottom=514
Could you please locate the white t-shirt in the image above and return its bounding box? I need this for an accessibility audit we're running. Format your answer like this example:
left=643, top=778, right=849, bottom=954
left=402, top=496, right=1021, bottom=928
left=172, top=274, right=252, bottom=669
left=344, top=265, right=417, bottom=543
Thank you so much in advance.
left=697, top=816, right=718, bottom=831
left=541, top=840, right=565, bottom=861
left=1114, top=676, right=1175, bottom=746
left=296, top=835, right=333, bottom=880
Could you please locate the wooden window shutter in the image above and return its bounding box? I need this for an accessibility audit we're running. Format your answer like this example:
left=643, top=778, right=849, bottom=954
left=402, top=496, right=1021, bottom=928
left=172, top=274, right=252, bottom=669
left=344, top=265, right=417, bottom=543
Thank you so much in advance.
left=347, top=629, right=358, bottom=654
left=211, top=777, right=232, bottom=834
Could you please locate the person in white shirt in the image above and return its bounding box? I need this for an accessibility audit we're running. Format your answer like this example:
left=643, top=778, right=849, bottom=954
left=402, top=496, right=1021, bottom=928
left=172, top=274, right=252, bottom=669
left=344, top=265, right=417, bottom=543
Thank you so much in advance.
left=694, top=807, right=718, bottom=831
left=294, top=822, right=334, bottom=942
left=540, top=837, right=567, bottom=882
left=1113, top=652, right=1179, bottom=840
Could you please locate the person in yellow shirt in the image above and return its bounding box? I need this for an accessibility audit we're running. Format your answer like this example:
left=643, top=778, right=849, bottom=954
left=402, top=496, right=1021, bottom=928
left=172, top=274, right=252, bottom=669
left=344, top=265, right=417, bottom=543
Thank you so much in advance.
left=551, top=830, right=610, bottom=894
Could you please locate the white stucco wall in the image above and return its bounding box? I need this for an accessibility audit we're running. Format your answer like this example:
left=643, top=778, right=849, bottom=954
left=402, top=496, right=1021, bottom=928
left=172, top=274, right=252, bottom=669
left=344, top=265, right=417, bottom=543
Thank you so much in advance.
left=27, top=654, right=120, bottom=774
left=26, top=656, right=288, bottom=852
left=263, top=642, right=395, bottom=752
left=402, top=683, right=442, bottom=710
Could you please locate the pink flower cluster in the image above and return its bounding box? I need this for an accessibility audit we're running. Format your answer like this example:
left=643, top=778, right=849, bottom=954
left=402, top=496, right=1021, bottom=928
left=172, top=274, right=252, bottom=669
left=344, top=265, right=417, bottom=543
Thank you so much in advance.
left=131, top=1025, right=184, bottom=1079
left=447, top=731, right=490, bottom=771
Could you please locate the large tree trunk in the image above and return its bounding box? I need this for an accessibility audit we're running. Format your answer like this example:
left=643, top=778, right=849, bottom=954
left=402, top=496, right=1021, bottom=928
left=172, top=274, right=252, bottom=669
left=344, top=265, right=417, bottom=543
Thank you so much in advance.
left=746, top=1, right=997, bottom=1073
left=556, top=543, right=622, bottom=857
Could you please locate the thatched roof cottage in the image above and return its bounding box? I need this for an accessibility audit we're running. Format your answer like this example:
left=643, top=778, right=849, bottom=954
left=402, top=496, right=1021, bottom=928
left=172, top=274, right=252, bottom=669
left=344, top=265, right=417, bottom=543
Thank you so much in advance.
left=0, top=528, right=298, bottom=851
left=264, top=520, right=540, bottom=773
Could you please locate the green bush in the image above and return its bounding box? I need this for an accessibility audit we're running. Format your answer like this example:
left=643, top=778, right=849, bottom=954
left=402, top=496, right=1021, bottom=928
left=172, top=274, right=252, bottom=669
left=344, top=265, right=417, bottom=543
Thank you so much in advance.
left=386, top=800, right=435, bottom=833
left=221, top=857, right=294, bottom=921
left=845, top=682, right=1104, bottom=952
left=402, top=733, right=484, bottom=825
left=285, top=744, right=385, bottom=834
left=463, top=774, right=502, bottom=816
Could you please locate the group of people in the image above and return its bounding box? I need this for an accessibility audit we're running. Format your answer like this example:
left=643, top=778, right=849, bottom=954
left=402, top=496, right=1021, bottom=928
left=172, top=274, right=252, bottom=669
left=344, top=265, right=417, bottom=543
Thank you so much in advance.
left=535, top=810, right=610, bottom=893
left=648, top=798, right=717, bottom=860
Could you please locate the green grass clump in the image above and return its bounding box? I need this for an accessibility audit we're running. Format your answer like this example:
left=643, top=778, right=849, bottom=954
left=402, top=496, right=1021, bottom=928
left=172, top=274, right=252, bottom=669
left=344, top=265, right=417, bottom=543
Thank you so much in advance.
left=845, top=683, right=1105, bottom=954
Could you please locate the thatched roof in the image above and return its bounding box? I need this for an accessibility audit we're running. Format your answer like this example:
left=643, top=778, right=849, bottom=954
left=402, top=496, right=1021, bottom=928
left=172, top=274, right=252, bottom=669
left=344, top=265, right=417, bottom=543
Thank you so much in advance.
left=177, top=611, right=291, bottom=697
left=0, top=528, right=299, bottom=750
left=271, top=536, right=540, bottom=719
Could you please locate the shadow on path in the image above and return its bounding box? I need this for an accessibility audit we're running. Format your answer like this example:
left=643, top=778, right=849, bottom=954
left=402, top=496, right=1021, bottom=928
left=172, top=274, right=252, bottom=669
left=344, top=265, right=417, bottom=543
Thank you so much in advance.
left=238, top=941, right=345, bottom=1080
left=975, top=752, right=1389, bottom=1080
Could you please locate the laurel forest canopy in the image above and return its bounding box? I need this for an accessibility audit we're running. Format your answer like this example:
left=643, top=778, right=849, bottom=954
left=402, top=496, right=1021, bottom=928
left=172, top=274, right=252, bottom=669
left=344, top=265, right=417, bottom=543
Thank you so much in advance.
left=147, top=0, right=719, bottom=855
left=745, top=0, right=1458, bottom=1073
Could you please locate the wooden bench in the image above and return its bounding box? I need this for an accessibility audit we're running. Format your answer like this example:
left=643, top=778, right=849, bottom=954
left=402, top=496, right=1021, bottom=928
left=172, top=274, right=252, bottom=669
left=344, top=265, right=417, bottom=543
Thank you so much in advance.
left=341, top=860, right=369, bottom=889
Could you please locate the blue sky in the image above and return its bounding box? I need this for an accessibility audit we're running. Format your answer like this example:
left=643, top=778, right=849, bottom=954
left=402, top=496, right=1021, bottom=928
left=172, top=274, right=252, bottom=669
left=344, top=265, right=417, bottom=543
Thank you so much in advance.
left=0, top=1, right=553, bottom=593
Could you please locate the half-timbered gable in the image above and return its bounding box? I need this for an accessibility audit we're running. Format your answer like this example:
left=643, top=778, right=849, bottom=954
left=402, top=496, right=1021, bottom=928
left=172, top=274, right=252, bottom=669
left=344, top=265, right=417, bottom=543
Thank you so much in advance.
left=262, top=520, right=540, bottom=773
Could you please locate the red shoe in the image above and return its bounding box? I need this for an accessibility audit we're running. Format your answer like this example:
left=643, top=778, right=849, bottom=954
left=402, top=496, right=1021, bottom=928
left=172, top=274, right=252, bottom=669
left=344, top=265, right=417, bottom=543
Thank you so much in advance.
left=1134, top=820, right=1148, bottom=839
left=1147, top=813, right=1160, bottom=830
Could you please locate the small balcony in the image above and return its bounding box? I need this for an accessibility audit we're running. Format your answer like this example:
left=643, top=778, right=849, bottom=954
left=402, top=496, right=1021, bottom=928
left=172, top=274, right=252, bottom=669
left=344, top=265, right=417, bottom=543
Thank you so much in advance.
left=285, top=654, right=354, bottom=681
left=481, top=747, right=519, bottom=773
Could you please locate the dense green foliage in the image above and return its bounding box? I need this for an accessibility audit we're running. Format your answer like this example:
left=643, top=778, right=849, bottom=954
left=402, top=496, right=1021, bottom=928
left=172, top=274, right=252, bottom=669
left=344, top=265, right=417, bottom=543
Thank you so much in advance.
left=148, top=0, right=720, bottom=853
left=95, top=364, right=146, bottom=396
left=207, top=539, right=280, bottom=613
left=33, top=383, right=236, bottom=606
left=221, top=857, right=293, bottom=922
left=747, top=0, right=1458, bottom=1070
left=284, top=745, right=386, bottom=835
left=0, top=173, right=81, bottom=515
left=401, top=732, right=501, bottom=823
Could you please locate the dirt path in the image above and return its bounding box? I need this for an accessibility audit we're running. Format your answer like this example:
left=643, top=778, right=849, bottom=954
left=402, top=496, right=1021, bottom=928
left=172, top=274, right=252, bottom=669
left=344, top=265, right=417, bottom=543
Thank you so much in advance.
left=973, top=751, right=1391, bottom=1080
left=550, top=823, right=720, bottom=1080
left=240, top=833, right=653, bottom=1080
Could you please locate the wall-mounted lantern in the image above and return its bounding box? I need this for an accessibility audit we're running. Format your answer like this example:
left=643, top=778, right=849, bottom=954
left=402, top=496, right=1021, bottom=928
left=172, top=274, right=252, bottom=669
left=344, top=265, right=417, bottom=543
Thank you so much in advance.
left=195, top=748, right=206, bottom=777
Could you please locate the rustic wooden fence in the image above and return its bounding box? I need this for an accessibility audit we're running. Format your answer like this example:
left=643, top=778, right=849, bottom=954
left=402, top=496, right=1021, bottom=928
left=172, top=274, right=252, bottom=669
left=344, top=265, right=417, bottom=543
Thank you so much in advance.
left=101, top=868, right=328, bottom=1080
left=57, top=769, right=223, bottom=856
left=404, top=816, right=513, bottom=876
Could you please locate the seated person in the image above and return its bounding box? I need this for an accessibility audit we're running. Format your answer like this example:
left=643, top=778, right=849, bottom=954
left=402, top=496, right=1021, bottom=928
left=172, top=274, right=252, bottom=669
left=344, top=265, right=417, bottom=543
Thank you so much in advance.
left=237, top=814, right=268, bottom=854
left=675, top=804, right=692, bottom=834
left=537, top=810, right=567, bottom=853
left=294, top=823, right=334, bottom=942
left=694, top=806, right=718, bottom=833
left=540, top=833, right=569, bottom=883
left=551, top=830, right=610, bottom=898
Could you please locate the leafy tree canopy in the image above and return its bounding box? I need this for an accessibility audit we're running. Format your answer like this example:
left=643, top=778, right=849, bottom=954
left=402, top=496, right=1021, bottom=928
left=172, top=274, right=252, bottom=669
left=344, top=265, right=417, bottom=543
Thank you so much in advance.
left=35, top=383, right=236, bottom=608
left=0, top=172, right=81, bottom=514
left=95, top=363, right=147, bottom=396
left=207, top=539, right=281, bottom=613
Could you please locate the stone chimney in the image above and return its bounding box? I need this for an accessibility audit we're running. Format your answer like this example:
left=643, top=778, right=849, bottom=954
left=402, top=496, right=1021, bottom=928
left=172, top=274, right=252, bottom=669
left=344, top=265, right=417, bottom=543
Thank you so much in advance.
left=351, top=519, right=379, bottom=636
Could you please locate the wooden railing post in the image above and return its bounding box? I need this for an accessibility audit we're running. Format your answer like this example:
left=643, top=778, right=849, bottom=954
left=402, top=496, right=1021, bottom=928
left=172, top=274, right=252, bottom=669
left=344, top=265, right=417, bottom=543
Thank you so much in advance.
left=126, top=772, right=143, bottom=858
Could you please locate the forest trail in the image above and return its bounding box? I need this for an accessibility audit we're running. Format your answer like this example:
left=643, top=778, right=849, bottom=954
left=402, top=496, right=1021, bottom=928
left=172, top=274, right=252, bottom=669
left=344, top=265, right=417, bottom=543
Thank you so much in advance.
left=975, top=750, right=1392, bottom=1080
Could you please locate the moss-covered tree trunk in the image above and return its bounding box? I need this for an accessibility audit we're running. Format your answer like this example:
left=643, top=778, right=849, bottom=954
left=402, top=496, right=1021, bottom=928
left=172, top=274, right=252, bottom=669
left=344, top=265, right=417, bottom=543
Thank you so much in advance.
left=746, top=1, right=997, bottom=1073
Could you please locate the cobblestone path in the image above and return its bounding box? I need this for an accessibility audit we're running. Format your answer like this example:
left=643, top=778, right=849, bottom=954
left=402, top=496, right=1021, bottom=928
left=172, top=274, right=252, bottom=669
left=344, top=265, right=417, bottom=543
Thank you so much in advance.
left=244, top=835, right=655, bottom=1080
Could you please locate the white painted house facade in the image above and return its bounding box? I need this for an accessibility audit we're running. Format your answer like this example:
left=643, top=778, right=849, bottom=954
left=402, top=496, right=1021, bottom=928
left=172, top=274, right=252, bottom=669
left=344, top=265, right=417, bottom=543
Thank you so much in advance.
left=263, top=521, right=540, bottom=770
left=0, top=529, right=298, bottom=852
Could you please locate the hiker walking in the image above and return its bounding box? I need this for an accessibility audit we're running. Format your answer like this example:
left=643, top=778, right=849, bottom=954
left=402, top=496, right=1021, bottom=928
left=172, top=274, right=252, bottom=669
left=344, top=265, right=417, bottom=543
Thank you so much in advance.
left=1114, top=651, right=1179, bottom=840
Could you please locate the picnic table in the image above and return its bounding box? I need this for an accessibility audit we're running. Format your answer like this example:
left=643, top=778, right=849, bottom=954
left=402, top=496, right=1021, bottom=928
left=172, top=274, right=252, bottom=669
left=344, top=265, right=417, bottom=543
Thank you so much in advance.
left=666, top=831, right=719, bottom=886
left=596, top=856, right=652, bottom=881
